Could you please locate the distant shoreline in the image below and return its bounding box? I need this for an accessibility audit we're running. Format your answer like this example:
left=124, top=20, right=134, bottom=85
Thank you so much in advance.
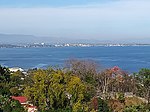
left=1, top=43, right=150, bottom=48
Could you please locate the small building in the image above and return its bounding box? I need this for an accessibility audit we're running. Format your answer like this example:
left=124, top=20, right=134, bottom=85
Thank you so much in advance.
left=11, top=96, right=28, bottom=105
left=28, top=105, right=37, bottom=112
left=9, top=67, right=24, bottom=72
left=11, top=96, right=37, bottom=112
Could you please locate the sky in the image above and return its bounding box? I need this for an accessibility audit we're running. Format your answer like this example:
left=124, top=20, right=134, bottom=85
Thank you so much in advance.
left=0, top=0, right=150, bottom=43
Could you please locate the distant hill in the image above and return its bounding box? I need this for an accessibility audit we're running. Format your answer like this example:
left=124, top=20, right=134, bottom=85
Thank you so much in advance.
left=0, top=33, right=150, bottom=44
left=0, top=33, right=107, bottom=44
left=0, top=34, right=36, bottom=44
left=0, top=33, right=68, bottom=44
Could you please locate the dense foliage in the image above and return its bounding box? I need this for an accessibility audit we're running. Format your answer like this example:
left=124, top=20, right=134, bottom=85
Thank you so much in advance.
left=0, top=65, right=26, bottom=112
left=123, top=104, right=150, bottom=112
left=0, top=59, right=150, bottom=112
left=0, top=95, right=26, bottom=112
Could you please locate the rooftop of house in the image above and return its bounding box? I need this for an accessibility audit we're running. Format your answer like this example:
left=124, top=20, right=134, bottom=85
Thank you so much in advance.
left=11, top=96, right=27, bottom=103
left=9, top=67, right=24, bottom=72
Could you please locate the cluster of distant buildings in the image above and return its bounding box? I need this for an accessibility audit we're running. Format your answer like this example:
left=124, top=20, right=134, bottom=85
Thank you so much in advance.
left=1, top=43, right=150, bottom=48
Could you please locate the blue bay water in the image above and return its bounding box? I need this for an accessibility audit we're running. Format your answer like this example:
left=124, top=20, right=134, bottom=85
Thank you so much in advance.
left=0, top=46, right=150, bottom=72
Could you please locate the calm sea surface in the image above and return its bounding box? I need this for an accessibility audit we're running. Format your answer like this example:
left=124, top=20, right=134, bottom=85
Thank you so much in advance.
left=0, top=46, right=150, bottom=72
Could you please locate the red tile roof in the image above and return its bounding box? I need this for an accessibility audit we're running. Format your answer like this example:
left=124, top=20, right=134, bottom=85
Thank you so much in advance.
left=11, top=96, right=27, bottom=103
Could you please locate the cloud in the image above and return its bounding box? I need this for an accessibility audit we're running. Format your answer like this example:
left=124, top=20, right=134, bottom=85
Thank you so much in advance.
left=0, top=0, right=150, bottom=41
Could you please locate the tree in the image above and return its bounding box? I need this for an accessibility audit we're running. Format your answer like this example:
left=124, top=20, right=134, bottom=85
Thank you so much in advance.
left=91, top=97, right=111, bottom=112
left=0, top=65, right=10, bottom=83
left=24, top=68, right=88, bottom=111
left=66, top=59, right=98, bottom=85
left=66, top=75, right=87, bottom=112
left=0, top=65, right=11, bottom=96
left=123, top=104, right=150, bottom=112
left=137, top=68, right=150, bottom=104
left=117, top=92, right=125, bottom=103
left=24, top=69, right=49, bottom=111
left=66, top=59, right=97, bottom=102
left=9, top=71, right=25, bottom=96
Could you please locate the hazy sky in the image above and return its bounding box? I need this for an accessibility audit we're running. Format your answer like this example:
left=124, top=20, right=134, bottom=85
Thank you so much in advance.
left=0, top=0, right=150, bottom=43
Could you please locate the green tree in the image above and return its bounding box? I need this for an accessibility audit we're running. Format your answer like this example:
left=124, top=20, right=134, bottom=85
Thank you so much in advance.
left=24, top=69, right=88, bottom=111
left=9, top=71, right=25, bottom=96
left=24, top=69, right=49, bottom=111
left=123, top=104, right=150, bottom=112
left=0, top=65, right=11, bottom=96
left=98, top=98, right=110, bottom=112
left=137, top=68, right=150, bottom=104
left=117, top=92, right=125, bottom=103
left=91, top=97, right=111, bottom=112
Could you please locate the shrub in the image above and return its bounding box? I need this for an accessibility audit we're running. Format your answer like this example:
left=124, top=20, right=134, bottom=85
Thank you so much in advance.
left=118, top=92, right=125, bottom=103
left=123, top=104, right=150, bottom=112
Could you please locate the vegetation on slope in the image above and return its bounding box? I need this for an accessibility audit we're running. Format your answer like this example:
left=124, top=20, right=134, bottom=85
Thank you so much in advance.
left=0, top=59, right=150, bottom=112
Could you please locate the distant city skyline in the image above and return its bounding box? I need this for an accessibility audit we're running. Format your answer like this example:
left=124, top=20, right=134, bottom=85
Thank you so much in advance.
left=0, top=0, right=150, bottom=43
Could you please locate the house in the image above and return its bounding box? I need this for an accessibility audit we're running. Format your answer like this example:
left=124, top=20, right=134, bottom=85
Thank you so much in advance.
left=11, top=96, right=37, bottom=112
left=11, top=96, right=28, bottom=105
left=9, top=67, right=24, bottom=72
left=28, top=105, right=37, bottom=112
